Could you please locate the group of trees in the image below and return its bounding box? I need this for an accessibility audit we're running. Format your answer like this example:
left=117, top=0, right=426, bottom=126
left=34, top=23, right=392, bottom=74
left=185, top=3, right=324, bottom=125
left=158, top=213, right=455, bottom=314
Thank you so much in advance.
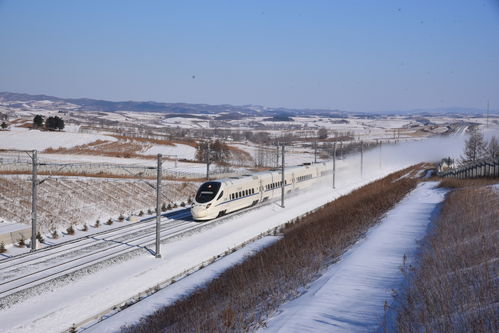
left=195, top=140, right=230, bottom=164
left=33, top=115, right=65, bottom=131
left=0, top=122, right=7, bottom=130
left=463, top=127, right=498, bottom=163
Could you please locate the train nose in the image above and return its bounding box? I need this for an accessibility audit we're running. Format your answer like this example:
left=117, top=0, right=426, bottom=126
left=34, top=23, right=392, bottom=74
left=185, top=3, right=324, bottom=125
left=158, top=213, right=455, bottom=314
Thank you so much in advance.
left=191, top=205, right=208, bottom=219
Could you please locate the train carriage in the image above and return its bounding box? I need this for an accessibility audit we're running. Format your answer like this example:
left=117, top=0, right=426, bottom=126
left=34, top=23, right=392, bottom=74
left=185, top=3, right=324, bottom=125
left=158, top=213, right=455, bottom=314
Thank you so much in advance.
left=191, top=162, right=332, bottom=221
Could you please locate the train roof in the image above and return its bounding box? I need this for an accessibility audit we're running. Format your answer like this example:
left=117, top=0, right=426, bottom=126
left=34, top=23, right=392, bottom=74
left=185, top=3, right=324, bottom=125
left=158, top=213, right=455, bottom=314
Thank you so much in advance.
left=208, top=162, right=330, bottom=186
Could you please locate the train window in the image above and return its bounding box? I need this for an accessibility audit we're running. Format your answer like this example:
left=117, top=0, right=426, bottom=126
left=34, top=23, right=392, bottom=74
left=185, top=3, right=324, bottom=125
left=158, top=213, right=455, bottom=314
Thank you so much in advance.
left=217, top=191, right=224, bottom=200
left=195, top=181, right=221, bottom=203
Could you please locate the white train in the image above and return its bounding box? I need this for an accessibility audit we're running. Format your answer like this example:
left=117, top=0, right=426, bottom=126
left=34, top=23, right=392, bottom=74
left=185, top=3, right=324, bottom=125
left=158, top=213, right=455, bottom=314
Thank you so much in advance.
left=191, top=162, right=334, bottom=221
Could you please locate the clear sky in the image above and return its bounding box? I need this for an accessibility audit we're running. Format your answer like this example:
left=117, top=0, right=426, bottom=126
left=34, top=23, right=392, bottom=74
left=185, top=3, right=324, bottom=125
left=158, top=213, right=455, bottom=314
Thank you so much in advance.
left=0, top=0, right=498, bottom=112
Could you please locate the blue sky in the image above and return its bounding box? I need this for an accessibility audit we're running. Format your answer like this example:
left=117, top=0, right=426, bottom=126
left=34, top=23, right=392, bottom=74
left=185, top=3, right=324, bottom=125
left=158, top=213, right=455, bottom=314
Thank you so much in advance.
left=0, top=0, right=498, bottom=111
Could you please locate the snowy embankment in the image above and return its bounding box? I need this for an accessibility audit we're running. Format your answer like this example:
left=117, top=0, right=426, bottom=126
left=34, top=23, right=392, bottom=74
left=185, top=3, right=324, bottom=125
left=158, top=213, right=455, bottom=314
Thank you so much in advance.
left=0, top=128, right=114, bottom=151
left=263, top=181, right=448, bottom=332
left=86, top=236, right=280, bottom=333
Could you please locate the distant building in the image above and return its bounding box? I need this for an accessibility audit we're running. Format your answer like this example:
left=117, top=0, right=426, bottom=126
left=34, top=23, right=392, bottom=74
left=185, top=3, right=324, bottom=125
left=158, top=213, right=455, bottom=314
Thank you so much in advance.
left=438, top=157, right=454, bottom=172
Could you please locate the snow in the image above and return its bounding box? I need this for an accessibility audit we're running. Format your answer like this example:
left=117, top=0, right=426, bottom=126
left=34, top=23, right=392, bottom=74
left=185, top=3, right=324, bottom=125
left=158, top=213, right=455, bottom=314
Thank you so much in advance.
left=0, top=135, right=470, bottom=332
left=0, top=159, right=402, bottom=333
left=0, top=128, right=115, bottom=151
left=85, top=236, right=280, bottom=332
left=262, top=182, right=448, bottom=332
left=140, top=144, right=196, bottom=160
left=0, top=221, right=28, bottom=234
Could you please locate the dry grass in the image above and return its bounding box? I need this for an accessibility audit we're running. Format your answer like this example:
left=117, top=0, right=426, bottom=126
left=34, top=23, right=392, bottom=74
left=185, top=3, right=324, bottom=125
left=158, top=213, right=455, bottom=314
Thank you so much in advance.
left=395, top=182, right=498, bottom=332
left=438, top=177, right=499, bottom=189
left=123, top=165, right=420, bottom=333
left=43, top=139, right=151, bottom=159
left=109, top=134, right=197, bottom=148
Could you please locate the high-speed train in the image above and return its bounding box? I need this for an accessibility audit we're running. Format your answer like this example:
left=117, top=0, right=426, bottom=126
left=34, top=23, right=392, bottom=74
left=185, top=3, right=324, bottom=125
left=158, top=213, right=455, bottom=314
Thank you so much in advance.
left=191, top=162, right=334, bottom=221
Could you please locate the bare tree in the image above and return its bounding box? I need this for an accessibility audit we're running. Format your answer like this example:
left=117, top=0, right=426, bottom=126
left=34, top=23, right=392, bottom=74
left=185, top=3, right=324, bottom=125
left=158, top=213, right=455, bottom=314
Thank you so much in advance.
left=487, top=136, right=499, bottom=160
left=463, top=127, right=486, bottom=163
left=317, top=127, right=328, bottom=139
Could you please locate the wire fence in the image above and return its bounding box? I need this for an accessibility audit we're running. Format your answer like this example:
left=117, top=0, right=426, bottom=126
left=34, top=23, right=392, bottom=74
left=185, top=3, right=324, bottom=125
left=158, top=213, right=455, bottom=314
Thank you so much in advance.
left=0, top=155, right=246, bottom=180
left=438, top=158, right=499, bottom=179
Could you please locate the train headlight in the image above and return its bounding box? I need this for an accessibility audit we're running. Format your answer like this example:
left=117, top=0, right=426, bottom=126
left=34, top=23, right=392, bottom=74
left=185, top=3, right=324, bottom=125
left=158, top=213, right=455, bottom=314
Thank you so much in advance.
left=206, top=203, right=212, bottom=209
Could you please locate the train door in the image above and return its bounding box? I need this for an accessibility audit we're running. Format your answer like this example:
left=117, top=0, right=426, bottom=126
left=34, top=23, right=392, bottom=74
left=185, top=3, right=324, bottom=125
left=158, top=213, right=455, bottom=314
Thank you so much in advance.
left=258, top=179, right=264, bottom=202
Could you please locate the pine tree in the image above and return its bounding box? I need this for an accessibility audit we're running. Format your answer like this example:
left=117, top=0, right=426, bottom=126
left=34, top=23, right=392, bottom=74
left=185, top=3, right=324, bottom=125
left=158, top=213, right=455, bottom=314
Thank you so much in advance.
left=33, top=115, right=44, bottom=128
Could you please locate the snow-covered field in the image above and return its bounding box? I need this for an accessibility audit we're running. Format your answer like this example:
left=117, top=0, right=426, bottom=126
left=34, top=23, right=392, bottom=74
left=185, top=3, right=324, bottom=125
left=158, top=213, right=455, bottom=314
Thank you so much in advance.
left=0, top=128, right=115, bottom=151
left=140, top=144, right=196, bottom=160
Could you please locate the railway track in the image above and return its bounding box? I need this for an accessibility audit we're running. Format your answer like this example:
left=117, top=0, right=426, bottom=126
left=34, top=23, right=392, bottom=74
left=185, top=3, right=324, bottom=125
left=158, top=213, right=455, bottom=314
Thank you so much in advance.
left=0, top=196, right=281, bottom=301
left=0, top=209, right=203, bottom=299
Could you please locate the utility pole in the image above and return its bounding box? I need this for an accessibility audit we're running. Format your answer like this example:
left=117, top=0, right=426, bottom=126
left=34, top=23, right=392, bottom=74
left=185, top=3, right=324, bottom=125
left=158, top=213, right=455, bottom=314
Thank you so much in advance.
left=314, top=139, right=317, bottom=163
left=31, top=150, right=38, bottom=251
left=340, top=140, right=343, bottom=160
left=333, top=142, right=336, bottom=189
left=206, top=142, right=210, bottom=180
left=379, top=140, right=382, bottom=169
left=281, top=144, right=285, bottom=208
left=360, top=141, right=364, bottom=179
left=276, top=143, right=280, bottom=168
left=486, top=101, right=489, bottom=128
left=155, top=154, right=162, bottom=258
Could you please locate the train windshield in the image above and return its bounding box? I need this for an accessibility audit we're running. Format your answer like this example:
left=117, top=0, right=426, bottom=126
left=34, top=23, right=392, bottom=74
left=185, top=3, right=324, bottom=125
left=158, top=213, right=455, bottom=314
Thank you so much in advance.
left=195, top=182, right=221, bottom=203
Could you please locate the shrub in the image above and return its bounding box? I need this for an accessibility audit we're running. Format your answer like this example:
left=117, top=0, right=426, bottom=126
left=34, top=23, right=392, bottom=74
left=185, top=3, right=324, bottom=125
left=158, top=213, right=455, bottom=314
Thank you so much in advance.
left=66, top=225, right=75, bottom=235
left=167, top=203, right=172, bottom=210
left=138, top=210, right=144, bottom=217
left=94, top=220, right=101, bottom=228
left=187, top=197, right=193, bottom=205
left=0, top=241, right=6, bottom=253
left=105, top=218, right=113, bottom=226
left=118, top=214, right=125, bottom=222
left=36, top=231, right=44, bottom=243
left=180, top=202, right=186, bottom=207
left=17, top=236, right=26, bottom=247
left=51, top=230, right=59, bottom=239
left=147, top=209, right=153, bottom=215
left=82, top=224, right=88, bottom=232
left=173, top=203, right=178, bottom=209
left=161, top=203, right=167, bottom=212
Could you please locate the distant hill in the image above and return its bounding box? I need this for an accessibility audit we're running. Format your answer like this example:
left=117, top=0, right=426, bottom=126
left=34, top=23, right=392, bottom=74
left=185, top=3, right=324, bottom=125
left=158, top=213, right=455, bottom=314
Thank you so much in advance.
left=0, top=91, right=496, bottom=116
left=0, top=91, right=349, bottom=117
